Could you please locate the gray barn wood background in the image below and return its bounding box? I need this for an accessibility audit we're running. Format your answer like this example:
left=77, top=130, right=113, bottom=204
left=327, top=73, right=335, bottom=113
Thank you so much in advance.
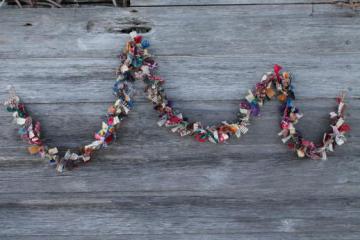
left=0, top=1, right=360, bottom=239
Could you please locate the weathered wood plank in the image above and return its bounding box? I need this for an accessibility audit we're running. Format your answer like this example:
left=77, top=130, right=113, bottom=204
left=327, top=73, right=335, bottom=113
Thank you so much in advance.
left=0, top=195, right=360, bottom=236
left=0, top=100, right=358, bottom=150
left=1, top=233, right=360, bottom=240
left=0, top=5, right=359, bottom=59
left=0, top=54, right=359, bottom=105
left=4, top=0, right=358, bottom=7
left=131, top=0, right=353, bottom=6
left=0, top=144, right=359, bottom=194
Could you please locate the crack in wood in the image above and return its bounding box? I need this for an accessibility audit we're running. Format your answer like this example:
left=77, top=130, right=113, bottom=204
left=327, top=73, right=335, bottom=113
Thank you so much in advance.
left=85, top=17, right=151, bottom=33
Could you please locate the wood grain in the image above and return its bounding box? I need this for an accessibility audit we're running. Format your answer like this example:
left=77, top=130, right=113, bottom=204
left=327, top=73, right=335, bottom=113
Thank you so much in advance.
left=0, top=5, right=359, bottom=59
left=0, top=3, right=359, bottom=240
left=0, top=54, right=359, bottom=103
left=131, top=0, right=353, bottom=6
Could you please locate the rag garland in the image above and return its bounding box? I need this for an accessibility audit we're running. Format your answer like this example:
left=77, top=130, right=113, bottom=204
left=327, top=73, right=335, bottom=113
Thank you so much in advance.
left=4, top=31, right=351, bottom=172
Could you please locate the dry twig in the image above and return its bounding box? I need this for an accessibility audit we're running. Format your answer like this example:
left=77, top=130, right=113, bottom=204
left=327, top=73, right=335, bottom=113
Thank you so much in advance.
left=14, top=0, right=22, bottom=7
left=337, top=0, right=360, bottom=9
